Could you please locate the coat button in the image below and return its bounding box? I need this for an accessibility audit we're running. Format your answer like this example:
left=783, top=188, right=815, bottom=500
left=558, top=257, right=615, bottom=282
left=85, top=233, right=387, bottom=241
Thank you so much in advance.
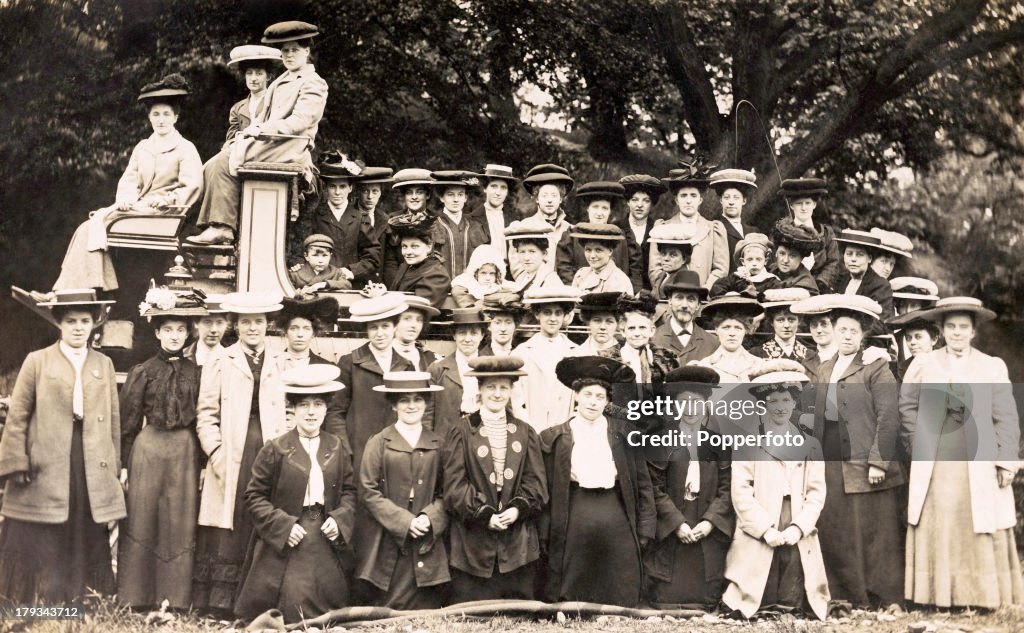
left=100, top=461, right=108, bottom=468
left=98, top=415, right=104, bottom=421
left=417, top=561, right=424, bottom=568
left=418, top=479, right=423, bottom=485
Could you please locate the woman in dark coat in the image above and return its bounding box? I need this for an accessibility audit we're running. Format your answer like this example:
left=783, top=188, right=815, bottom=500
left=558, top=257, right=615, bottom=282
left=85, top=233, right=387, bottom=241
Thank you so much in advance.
left=646, top=366, right=733, bottom=610
left=357, top=371, right=450, bottom=608
left=443, top=356, right=548, bottom=602
left=539, top=356, right=656, bottom=607
left=235, top=365, right=357, bottom=622
left=387, top=212, right=452, bottom=309
left=393, top=295, right=441, bottom=372
left=117, top=292, right=206, bottom=609
left=806, top=294, right=905, bottom=608
left=0, top=291, right=125, bottom=603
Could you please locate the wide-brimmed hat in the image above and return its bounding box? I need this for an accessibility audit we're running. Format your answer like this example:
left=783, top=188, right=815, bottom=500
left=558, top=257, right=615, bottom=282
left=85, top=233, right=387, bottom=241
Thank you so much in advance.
left=479, top=164, right=519, bottom=183
left=885, top=313, right=942, bottom=337
left=910, top=296, right=996, bottom=324
left=617, top=291, right=659, bottom=316
left=262, top=20, right=319, bottom=45
left=647, top=223, right=696, bottom=247
left=555, top=355, right=635, bottom=389
left=661, top=158, right=715, bottom=192
left=522, top=285, right=581, bottom=308
left=733, top=232, right=773, bottom=261
left=430, top=170, right=482, bottom=191
left=574, top=181, right=625, bottom=201
left=277, top=295, right=339, bottom=327
left=36, top=289, right=115, bottom=329
left=522, top=164, right=574, bottom=194
left=392, top=168, right=435, bottom=189
left=890, top=277, right=939, bottom=302
left=226, top=45, right=282, bottom=68
left=465, top=355, right=528, bottom=379
left=779, top=177, right=828, bottom=200
left=791, top=293, right=882, bottom=320
left=661, top=269, right=708, bottom=300
left=709, top=168, right=757, bottom=195
left=760, top=287, right=812, bottom=311
left=302, top=233, right=335, bottom=252
left=281, top=364, right=344, bottom=395
left=450, top=308, right=488, bottom=326
left=372, top=371, right=444, bottom=393
left=868, top=228, right=914, bottom=258
left=139, top=287, right=209, bottom=320
left=481, top=298, right=527, bottom=320
left=619, top=174, right=667, bottom=201
left=834, top=229, right=882, bottom=251
left=357, top=167, right=394, bottom=185
left=749, top=365, right=810, bottom=400
left=388, top=212, right=436, bottom=240
left=137, top=73, right=190, bottom=103
left=662, top=365, right=720, bottom=398
left=221, top=291, right=284, bottom=314
left=696, top=292, right=764, bottom=328
left=319, top=150, right=364, bottom=180
left=578, top=292, right=624, bottom=319
left=349, top=293, right=409, bottom=322
left=771, top=218, right=822, bottom=256
left=568, top=222, right=625, bottom=242
left=403, top=295, right=441, bottom=318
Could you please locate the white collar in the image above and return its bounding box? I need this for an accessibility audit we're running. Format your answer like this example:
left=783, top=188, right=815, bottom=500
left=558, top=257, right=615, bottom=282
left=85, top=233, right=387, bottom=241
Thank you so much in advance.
left=59, top=341, right=87, bottom=358
left=670, top=318, right=693, bottom=336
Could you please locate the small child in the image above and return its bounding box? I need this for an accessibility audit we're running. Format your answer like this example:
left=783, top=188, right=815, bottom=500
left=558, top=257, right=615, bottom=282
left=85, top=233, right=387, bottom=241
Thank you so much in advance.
left=234, top=365, right=357, bottom=623
left=451, top=245, right=517, bottom=308
left=711, top=233, right=780, bottom=298
left=648, top=224, right=694, bottom=299
left=569, top=223, right=634, bottom=295
left=289, top=234, right=354, bottom=294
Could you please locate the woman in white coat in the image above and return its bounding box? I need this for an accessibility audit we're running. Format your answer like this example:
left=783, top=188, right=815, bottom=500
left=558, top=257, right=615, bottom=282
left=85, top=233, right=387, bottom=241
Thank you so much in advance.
left=722, top=368, right=830, bottom=620
left=193, top=292, right=286, bottom=614
left=899, top=297, right=1023, bottom=609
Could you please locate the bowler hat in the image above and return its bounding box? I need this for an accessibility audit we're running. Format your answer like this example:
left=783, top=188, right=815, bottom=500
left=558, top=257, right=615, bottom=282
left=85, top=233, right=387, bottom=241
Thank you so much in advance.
left=480, top=164, right=519, bottom=183
left=451, top=308, right=488, bottom=325
left=661, top=270, right=708, bottom=300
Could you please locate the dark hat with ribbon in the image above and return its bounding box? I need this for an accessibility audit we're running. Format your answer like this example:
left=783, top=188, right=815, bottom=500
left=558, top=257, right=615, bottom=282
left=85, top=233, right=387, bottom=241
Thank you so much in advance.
left=139, top=287, right=209, bottom=320
left=465, top=355, right=528, bottom=379
left=835, top=229, right=882, bottom=251
left=555, top=355, right=635, bottom=390
left=319, top=150, right=364, bottom=180
left=574, top=181, right=625, bottom=201
left=480, top=164, right=519, bottom=183
left=696, top=292, right=764, bottom=329
left=771, top=218, right=823, bottom=257
left=619, top=174, right=667, bottom=201
left=578, top=292, right=624, bottom=319
left=430, top=170, right=482, bottom=191
left=481, top=297, right=527, bottom=320
left=662, top=365, right=721, bottom=398
left=276, top=295, right=339, bottom=328
left=262, top=21, right=319, bottom=45
left=661, top=157, right=717, bottom=193
left=523, top=164, right=575, bottom=194
left=617, top=291, right=659, bottom=317
left=779, top=177, right=828, bottom=200
left=451, top=307, right=488, bottom=325
left=372, top=371, right=444, bottom=393
left=138, top=73, right=190, bottom=104
left=661, top=269, right=709, bottom=300
left=357, top=167, right=394, bottom=185
left=709, top=168, right=757, bottom=195
left=568, top=222, right=625, bottom=242
left=388, top=211, right=436, bottom=240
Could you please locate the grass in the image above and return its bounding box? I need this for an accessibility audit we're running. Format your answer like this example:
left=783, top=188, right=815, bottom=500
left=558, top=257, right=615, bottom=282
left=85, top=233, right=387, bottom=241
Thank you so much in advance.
left=4, top=596, right=1024, bottom=633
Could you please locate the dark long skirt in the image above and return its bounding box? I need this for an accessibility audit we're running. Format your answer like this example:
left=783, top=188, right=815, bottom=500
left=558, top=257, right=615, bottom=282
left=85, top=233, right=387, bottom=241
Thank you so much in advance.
left=193, top=412, right=263, bottom=612
left=118, top=426, right=199, bottom=609
left=759, top=499, right=807, bottom=615
left=556, top=484, right=642, bottom=607
left=195, top=151, right=241, bottom=229
left=818, top=420, right=904, bottom=607
left=451, top=563, right=536, bottom=603
left=0, top=416, right=114, bottom=603
left=647, top=497, right=727, bottom=609
left=235, top=507, right=350, bottom=622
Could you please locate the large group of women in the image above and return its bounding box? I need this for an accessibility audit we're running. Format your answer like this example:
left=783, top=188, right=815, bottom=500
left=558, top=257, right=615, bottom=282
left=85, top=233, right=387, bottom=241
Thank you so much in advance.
left=2, top=18, right=1022, bottom=626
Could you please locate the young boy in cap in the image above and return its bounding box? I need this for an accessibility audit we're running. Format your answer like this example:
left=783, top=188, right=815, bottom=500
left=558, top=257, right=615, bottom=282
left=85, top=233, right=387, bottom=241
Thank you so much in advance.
left=289, top=234, right=354, bottom=293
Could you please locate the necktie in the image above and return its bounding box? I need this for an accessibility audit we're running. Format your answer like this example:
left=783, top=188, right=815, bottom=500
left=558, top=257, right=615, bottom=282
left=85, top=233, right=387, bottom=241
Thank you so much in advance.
left=639, top=348, right=652, bottom=383
left=361, top=210, right=373, bottom=231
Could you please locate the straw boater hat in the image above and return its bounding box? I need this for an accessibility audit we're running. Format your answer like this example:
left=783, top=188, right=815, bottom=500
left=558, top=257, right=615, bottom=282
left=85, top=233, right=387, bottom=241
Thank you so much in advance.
left=479, top=164, right=519, bottom=183
left=790, top=293, right=838, bottom=316
left=522, top=164, right=575, bottom=195
left=760, top=287, right=812, bottom=312
left=709, top=168, right=757, bottom=196
left=403, top=294, right=441, bottom=318
left=661, top=269, right=708, bottom=300
left=619, top=174, right=666, bottom=202
left=662, top=365, right=720, bottom=398
left=36, top=289, right=115, bottom=329
left=276, top=295, right=339, bottom=328
left=372, top=371, right=444, bottom=393
left=696, top=292, right=764, bottom=329
left=778, top=177, right=828, bottom=200
left=568, top=222, right=625, bottom=243
left=319, top=150, right=364, bottom=180
left=890, top=277, right=940, bottom=302
left=555, top=355, right=635, bottom=390
left=203, top=294, right=228, bottom=314
left=834, top=229, right=882, bottom=252
left=577, top=292, right=623, bottom=319
left=771, top=218, right=823, bottom=256
left=869, top=228, right=914, bottom=259
left=348, top=293, right=409, bottom=322
left=522, top=285, right=581, bottom=309
left=137, top=73, right=190, bottom=105
left=261, top=20, right=319, bottom=45
left=430, top=170, right=482, bottom=192
left=357, top=167, right=394, bottom=186
left=280, top=364, right=345, bottom=395
left=226, top=45, right=282, bottom=68
left=792, top=293, right=882, bottom=322
left=910, top=296, right=996, bottom=324
left=504, top=215, right=555, bottom=246
left=647, top=223, right=696, bottom=248
left=732, top=232, right=773, bottom=260
left=220, top=291, right=284, bottom=314
left=748, top=360, right=810, bottom=399
left=574, top=181, right=625, bottom=202
left=391, top=168, right=435, bottom=189
left=465, top=355, right=528, bottom=379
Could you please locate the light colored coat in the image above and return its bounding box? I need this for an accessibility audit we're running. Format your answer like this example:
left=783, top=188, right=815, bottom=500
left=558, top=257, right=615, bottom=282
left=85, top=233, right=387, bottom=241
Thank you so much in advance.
left=512, top=333, right=578, bottom=432
left=0, top=344, right=126, bottom=524
left=899, top=347, right=1020, bottom=533
left=722, top=439, right=830, bottom=620
left=116, top=131, right=203, bottom=208
left=649, top=215, right=729, bottom=290
left=196, top=343, right=288, bottom=529
left=243, top=63, right=327, bottom=168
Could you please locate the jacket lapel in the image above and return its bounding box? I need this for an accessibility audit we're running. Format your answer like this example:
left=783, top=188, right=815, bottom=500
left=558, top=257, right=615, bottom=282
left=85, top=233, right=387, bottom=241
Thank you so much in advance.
left=226, top=343, right=253, bottom=380
left=353, top=344, right=385, bottom=376
left=439, top=357, right=462, bottom=388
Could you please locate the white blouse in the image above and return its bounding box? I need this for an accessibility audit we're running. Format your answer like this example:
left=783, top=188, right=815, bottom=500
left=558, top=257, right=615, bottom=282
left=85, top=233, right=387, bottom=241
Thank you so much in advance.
left=569, top=415, right=617, bottom=489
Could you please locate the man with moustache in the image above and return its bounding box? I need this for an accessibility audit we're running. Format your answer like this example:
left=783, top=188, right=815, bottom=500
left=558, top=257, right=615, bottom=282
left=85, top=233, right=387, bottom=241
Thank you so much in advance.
left=651, top=270, right=719, bottom=365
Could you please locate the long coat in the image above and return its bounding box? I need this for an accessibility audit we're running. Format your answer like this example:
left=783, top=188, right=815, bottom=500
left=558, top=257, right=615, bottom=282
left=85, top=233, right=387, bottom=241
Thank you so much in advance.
left=651, top=321, right=720, bottom=366
left=246, top=63, right=328, bottom=166
left=618, top=216, right=655, bottom=290
left=538, top=418, right=656, bottom=599
left=899, top=348, right=1020, bottom=533
left=723, top=441, right=830, bottom=620
left=310, top=200, right=382, bottom=283
left=116, top=131, right=203, bottom=209
left=442, top=412, right=548, bottom=577
left=648, top=215, right=729, bottom=290
left=555, top=232, right=642, bottom=290
left=720, top=218, right=757, bottom=274
left=432, top=213, right=491, bottom=279
left=237, top=429, right=356, bottom=610
left=223, top=95, right=256, bottom=151
left=511, top=333, right=578, bottom=432
left=357, top=425, right=450, bottom=590
left=807, top=351, right=905, bottom=492
left=0, top=344, right=126, bottom=524
left=195, top=343, right=289, bottom=529
left=832, top=267, right=894, bottom=317
left=426, top=354, right=464, bottom=438
left=389, top=254, right=452, bottom=309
